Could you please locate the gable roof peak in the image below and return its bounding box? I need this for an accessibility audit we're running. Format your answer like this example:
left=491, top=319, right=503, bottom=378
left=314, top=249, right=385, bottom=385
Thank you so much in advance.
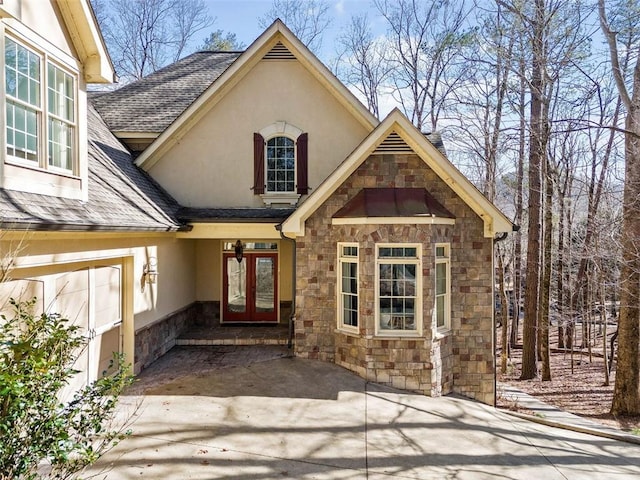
left=282, top=107, right=513, bottom=238
left=133, top=17, right=378, bottom=169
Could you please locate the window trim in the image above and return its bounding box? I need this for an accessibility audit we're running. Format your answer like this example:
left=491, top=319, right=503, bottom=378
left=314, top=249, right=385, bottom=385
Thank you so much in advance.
left=3, top=33, right=79, bottom=176
left=434, top=243, right=451, bottom=333
left=254, top=121, right=308, bottom=204
left=46, top=62, right=76, bottom=173
left=265, top=134, right=296, bottom=194
left=374, top=243, right=422, bottom=337
left=337, top=242, right=359, bottom=333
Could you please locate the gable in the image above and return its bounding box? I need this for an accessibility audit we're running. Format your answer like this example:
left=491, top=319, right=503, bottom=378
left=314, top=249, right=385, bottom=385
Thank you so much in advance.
left=134, top=20, right=378, bottom=171
left=57, top=0, right=114, bottom=83
left=143, top=54, right=371, bottom=209
left=282, top=109, right=513, bottom=238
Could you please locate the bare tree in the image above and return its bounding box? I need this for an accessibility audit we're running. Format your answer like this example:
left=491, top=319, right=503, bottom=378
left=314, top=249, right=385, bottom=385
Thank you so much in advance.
left=449, top=1, right=517, bottom=201
left=599, top=0, right=640, bottom=416
left=95, top=0, right=213, bottom=81
left=495, top=0, right=589, bottom=380
left=335, top=14, right=392, bottom=118
left=258, top=0, right=332, bottom=54
left=374, top=0, right=473, bottom=131
left=518, top=0, right=547, bottom=380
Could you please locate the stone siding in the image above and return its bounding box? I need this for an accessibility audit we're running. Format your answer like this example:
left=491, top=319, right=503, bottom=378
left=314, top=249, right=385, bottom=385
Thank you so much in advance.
left=134, top=302, right=211, bottom=372
left=295, top=153, right=495, bottom=404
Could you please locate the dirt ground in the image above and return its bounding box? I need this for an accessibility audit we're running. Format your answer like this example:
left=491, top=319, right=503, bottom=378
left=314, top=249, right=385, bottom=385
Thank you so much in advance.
left=496, top=323, right=640, bottom=433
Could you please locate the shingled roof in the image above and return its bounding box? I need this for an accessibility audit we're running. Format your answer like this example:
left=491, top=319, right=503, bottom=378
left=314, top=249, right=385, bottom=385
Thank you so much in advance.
left=0, top=105, right=183, bottom=231
left=90, top=51, right=242, bottom=133
left=177, top=207, right=295, bottom=223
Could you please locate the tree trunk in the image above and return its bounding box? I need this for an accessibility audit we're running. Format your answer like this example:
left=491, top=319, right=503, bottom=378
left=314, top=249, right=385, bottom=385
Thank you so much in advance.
left=602, top=278, right=609, bottom=387
left=599, top=0, right=640, bottom=415
left=521, top=0, right=545, bottom=380
left=557, top=173, right=567, bottom=348
left=540, top=157, right=553, bottom=381
left=498, top=248, right=510, bottom=374
left=611, top=107, right=640, bottom=415
left=511, top=57, right=527, bottom=349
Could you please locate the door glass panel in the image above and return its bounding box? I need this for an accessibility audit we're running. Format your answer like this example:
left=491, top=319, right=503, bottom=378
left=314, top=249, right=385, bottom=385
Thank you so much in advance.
left=254, top=257, right=275, bottom=313
left=227, top=257, right=247, bottom=313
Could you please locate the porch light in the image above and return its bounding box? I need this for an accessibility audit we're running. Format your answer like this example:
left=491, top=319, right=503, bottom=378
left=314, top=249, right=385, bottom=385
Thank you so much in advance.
left=143, top=257, right=158, bottom=285
left=234, top=240, right=244, bottom=263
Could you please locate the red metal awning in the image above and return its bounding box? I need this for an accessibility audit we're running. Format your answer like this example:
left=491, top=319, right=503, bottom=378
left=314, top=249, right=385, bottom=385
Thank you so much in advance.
left=333, top=188, right=455, bottom=219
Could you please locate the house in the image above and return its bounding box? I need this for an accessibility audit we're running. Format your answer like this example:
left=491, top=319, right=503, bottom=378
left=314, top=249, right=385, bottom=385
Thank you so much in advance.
left=0, top=1, right=513, bottom=406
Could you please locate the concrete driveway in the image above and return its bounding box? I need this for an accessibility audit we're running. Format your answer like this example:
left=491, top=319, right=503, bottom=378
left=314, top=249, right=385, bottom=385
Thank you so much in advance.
left=87, top=346, right=640, bottom=479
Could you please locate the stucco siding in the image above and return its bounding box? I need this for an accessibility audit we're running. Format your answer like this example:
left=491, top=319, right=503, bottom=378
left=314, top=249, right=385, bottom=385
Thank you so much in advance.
left=148, top=60, right=370, bottom=208
left=0, top=234, right=197, bottom=331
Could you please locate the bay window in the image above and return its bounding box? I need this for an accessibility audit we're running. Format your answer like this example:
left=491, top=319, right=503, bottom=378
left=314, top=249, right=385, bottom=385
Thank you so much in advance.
left=376, top=244, right=421, bottom=335
left=338, top=243, right=359, bottom=331
left=435, top=244, right=451, bottom=331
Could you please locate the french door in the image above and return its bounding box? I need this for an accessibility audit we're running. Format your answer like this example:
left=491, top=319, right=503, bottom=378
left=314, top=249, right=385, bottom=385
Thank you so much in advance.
left=223, top=252, right=278, bottom=323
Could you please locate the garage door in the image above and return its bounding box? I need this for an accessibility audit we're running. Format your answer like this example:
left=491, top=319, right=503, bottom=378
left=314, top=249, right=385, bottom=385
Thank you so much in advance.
left=0, top=265, right=123, bottom=400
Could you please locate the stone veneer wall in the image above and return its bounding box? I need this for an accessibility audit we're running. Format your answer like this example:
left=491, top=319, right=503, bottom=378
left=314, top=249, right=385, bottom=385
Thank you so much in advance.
left=134, top=301, right=220, bottom=373
left=294, top=153, right=495, bottom=404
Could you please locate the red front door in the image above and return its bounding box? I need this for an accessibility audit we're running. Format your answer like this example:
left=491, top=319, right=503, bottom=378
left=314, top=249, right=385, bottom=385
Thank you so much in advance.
left=223, top=252, right=278, bottom=323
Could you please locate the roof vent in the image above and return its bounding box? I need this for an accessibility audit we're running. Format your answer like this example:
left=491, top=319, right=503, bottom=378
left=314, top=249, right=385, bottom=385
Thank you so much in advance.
left=263, top=41, right=296, bottom=60
left=373, top=131, right=414, bottom=154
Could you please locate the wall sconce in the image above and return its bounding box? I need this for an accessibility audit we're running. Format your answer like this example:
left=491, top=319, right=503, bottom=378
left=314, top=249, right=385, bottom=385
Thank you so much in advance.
left=234, top=240, right=244, bottom=263
left=143, top=257, right=158, bottom=285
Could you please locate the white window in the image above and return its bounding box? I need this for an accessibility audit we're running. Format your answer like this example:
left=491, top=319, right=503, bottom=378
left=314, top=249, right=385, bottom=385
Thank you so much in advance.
left=435, top=244, right=451, bottom=331
left=376, top=244, right=422, bottom=336
left=266, top=136, right=295, bottom=193
left=5, top=37, right=40, bottom=162
left=47, top=63, right=75, bottom=171
left=4, top=36, right=76, bottom=173
left=338, top=243, right=358, bottom=331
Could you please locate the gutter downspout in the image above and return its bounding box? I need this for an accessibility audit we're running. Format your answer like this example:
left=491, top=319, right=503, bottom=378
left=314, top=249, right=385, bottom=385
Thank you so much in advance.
left=276, top=223, right=296, bottom=350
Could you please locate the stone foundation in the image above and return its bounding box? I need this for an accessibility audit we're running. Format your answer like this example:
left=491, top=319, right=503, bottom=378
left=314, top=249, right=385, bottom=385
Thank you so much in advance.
left=134, top=301, right=220, bottom=372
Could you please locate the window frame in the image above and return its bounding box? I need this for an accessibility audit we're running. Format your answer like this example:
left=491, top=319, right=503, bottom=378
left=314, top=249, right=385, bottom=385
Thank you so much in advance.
left=337, top=242, right=359, bottom=333
left=375, top=243, right=422, bottom=337
left=46, top=62, right=76, bottom=172
left=4, top=34, right=78, bottom=176
left=434, top=243, right=451, bottom=333
left=265, top=134, right=296, bottom=194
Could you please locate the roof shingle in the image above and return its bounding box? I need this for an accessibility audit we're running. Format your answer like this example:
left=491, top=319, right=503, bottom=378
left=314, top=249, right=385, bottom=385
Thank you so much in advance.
left=90, top=51, right=242, bottom=133
left=0, top=105, right=182, bottom=231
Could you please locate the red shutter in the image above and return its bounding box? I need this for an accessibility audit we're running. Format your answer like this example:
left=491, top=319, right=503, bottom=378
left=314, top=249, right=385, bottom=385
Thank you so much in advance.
left=296, top=132, right=308, bottom=195
left=253, top=133, right=265, bottom=194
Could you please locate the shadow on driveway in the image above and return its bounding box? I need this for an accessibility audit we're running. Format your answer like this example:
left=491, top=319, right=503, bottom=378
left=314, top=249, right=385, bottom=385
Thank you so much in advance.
left=87, top=346, right=640, bottom=480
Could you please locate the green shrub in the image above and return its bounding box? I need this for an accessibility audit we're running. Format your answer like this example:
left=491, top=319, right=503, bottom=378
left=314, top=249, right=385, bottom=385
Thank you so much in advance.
left=0, top=299, right=133, bottom=479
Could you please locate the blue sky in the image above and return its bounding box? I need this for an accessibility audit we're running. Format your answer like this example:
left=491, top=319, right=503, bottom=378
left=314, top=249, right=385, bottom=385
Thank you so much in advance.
left=200, top=0, right=381, bottom=60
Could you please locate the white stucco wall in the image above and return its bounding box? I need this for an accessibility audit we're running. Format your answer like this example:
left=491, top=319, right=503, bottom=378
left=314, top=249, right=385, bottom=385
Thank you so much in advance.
left=148, top=59, right=370, bottom=208
left=1, top=233, right=197, bottom=332
left=0, top=1, right=76, bottom=58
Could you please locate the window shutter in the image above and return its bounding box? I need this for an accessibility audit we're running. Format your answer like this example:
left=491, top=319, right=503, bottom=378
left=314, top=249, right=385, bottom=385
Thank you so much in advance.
left=296, top=132, right=308, bottom=195
left=253, top=133, right=265, bottom=194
